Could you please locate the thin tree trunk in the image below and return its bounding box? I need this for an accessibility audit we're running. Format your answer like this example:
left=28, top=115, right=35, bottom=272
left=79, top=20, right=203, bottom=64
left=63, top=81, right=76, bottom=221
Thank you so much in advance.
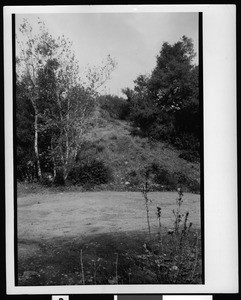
left=51, top=137, right=57, bottom=180
left=34, top=110, right=42, bottom=180
left=64, top=131, right=69, bottom=181
left=64, top=96, right=70, bottom=181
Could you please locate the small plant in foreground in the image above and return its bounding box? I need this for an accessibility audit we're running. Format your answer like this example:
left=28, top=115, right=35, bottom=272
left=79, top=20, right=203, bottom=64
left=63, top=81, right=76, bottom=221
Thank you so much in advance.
left=80, top=249, right=85, bottom=284
left=115, top=252, right=119, bottom=284
left=140, top=185, right=201, bottom=283
left=141, top=179, right=152, bottom=240
left=173, top=187, right=184, bottom=233
left=88, top=257, right=103, bottom=284
left=156, top=205, right=163, bottom=253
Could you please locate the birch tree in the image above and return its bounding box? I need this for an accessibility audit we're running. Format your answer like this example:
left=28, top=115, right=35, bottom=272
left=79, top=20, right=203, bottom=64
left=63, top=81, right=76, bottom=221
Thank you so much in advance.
left=16, top=18, right=117, bottom=183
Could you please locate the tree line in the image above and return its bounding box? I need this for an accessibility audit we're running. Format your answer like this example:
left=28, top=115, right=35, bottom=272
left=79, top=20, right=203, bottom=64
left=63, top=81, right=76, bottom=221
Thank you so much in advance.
left=16, top=19, right=116, bottom=184
left=122, top=36, right=200, bottom=157
left=16, top=19, right=200, bottom=185
left=99, top=36, right=200, bottom=160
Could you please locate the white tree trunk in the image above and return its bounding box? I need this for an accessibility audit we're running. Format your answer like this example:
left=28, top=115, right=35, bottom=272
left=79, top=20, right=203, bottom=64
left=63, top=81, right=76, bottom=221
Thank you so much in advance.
left=34, top=110, right=42, bottom=179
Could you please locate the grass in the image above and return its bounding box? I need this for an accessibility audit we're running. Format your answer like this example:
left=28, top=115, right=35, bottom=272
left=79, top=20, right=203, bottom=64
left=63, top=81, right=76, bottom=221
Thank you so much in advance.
left=18, top=229, right=202, bottom=285
left=140, top=186, right=202, bottom=284
left=18, top=115, right=200, bottom=194
left=17, top=181, right=86, bottom=197
left=76, top=117, right=200, bottom=193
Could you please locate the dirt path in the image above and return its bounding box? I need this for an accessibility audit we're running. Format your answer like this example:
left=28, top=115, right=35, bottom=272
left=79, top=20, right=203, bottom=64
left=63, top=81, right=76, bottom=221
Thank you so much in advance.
left=18, top=191, right=200, bottom=241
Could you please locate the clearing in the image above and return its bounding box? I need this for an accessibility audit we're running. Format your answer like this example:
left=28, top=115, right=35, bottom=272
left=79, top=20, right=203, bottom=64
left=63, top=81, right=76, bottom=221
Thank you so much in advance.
left=18, top=191, right=200, bottom=253
left=18, top=191, right=202, bottom=285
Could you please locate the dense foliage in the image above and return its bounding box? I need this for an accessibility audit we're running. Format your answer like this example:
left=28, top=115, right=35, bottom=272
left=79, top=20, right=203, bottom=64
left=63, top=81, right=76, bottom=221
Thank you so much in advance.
left=16, top=19, right=116, bottom=184
left=122, top=36, right=200, bottom=156
left=98, top=94, right=129, bottom=120
left=16, top=19, right=200, bottom=188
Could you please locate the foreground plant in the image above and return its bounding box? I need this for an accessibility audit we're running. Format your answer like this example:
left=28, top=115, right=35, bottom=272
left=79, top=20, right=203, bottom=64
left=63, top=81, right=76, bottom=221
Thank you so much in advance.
left=156, top=205, right=163, bottom=253
left=141, top=179, right=152, bottom=240
left=140, top=185, right=202, bottom=284
left=80, top=249, right=85, bottom=284
left=173, top=187, right=184, bottom=233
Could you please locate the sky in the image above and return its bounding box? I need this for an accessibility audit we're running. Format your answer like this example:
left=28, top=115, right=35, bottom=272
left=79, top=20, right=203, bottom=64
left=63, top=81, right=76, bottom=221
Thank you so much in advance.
left=16, top=12, right=198, bottom=96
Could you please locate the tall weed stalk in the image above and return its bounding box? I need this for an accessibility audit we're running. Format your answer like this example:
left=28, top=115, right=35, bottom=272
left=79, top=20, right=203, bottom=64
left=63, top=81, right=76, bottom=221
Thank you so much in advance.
left=141, top=180, right=152, bottom=240
left=141, top=185, right=200, bottom=284
left=80, top=249, right=85, bottom=285
left=156, top=205, right=163, bottom=253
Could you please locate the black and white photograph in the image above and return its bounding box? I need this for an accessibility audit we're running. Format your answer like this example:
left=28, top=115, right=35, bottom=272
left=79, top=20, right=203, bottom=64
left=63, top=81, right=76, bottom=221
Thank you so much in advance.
left=3, top=4, right=238, bottom=296
left=14, top=10, right=202, bottom=286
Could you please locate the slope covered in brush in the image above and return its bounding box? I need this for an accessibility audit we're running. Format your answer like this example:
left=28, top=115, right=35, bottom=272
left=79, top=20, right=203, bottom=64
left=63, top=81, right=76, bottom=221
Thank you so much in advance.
left=68, top=106, right=200, bottom=193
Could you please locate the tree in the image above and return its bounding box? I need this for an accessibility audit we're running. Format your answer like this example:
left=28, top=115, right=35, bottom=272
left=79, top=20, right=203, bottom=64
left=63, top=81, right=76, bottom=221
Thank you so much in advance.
left=148, top=35, right=196, bottom=112
left=16, top=80, right=35, bottom=180
left=16, top=19, right=79, bottom=179
left=16, top=18, right=117, bottom=183
left=123, top=36, right=200, bottom=152
left=84, top=54, right=117, bottom=93
left=98, top=94, right=128, bottom=119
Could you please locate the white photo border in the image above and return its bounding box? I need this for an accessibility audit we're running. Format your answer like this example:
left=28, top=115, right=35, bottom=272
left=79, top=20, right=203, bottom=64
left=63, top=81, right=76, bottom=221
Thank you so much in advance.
left=4, top=4, right=238, bottom=295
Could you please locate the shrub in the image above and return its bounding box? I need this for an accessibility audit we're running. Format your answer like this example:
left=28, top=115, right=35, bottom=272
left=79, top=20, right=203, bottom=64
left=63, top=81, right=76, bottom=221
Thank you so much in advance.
left=188, top=179, right=200, bottom=194
left=172, top=132, right=200, bottom=153
left=95, top=143, right=105, bottom=153
left=98, top=95, right=129, bottom=120
left=53, top=170, right=66, bottom=186
left=178, top=151, right=200, bottom=163
left=109, top=133, right=118, bottom=140
left=68, top=159, right=112, bottom=188
left=173, top=171, right=190, bottom=186
left=41, top=172, right=54, bottom=186
left=173, top=171, right=200, bottom=193
left=125, top=169, right=142, bottom=188
left=145, top=162, right=177, bottom=190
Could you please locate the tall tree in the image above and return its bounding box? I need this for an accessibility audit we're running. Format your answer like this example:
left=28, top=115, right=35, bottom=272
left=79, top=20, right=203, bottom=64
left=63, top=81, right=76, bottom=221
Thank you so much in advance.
left=16, top=19, right=79, bottom=179
left=123, top=36, right=199, bottom=152
left=16, top=79, right=35, bottom=180
left=16, top=19, right=117, bottom=183
left=84, top=54, right=117, bottom=93
left=148, top=35, right=196, bottom=112
left=37, top=62, right=95, bottom=182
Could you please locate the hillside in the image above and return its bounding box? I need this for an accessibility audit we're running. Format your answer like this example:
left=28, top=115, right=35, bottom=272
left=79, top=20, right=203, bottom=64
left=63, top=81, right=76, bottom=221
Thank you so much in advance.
left=17, top=107, right=200, bottom=196
left=76, top=108, right=200, bottom=193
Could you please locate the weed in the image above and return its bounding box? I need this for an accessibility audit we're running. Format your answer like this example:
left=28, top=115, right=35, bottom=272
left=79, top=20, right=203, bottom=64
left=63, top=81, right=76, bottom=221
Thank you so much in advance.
left=173, top=187, right=184, bottom=233
left=115, top=253, right=119, bottom=284
left=141, top=179, right=152, bottom=240
left=140, top=185, right=201, bottom=284
left=80, top=249, right=85, bottom=285
left=156, top=205, right=163, bottom=253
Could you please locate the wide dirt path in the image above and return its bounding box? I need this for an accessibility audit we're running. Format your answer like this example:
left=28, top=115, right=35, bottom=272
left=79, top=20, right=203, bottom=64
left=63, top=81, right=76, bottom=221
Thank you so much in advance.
left=18, top=191, right=200, bottom=241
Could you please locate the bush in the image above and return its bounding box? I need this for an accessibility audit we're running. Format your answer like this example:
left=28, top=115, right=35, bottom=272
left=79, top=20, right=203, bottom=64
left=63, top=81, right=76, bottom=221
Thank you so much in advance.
left=98, top=95, right=129, bottom=120
left=125, top=169, right=142, bottom=188
left=144, top=162, right=177, bottom=190
left=68, top=159, right=112, bottom=188
left=171, top=132, right=200, bottom=153
left=173, top=171, right=200, bottom=193
left=41, top=172, right=54, bottom=186
left=142, top=162, right=199, bottom=192
left=95, top=143, right=105, bottom=153
left=188, top=179, right=200, bottom=193
left=53, top=170, right=66, bottom=186
left=179, top=151, right=200, bottom=163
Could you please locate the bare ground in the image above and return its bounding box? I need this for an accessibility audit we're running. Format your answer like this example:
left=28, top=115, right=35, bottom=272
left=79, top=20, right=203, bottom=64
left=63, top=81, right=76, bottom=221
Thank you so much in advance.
left=18, top=191, right=200, bottom=253
left=17, top=191, right=202, bottom=285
